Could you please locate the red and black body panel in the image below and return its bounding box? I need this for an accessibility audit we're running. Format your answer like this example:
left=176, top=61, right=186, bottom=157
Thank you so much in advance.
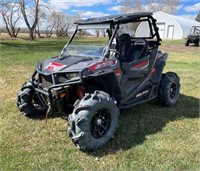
left=31, top=48, right=167, bottom=113
left=31, top=56, right=122, bottom=113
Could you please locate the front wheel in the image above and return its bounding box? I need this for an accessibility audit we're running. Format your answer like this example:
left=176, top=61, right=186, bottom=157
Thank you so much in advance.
left=157, top=72, right=180, bottom=106
left=185, top=40, right=189, bottom=46
left=17, top=82, right=47, bottom=117
left=68, top=91, right=119, bottom=151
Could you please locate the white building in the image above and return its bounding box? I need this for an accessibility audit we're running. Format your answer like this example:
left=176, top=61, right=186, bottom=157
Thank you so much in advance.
left=135, top=11, right=200, bottom=39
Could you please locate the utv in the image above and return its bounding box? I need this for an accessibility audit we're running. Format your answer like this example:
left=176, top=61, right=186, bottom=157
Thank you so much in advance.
left=185, top=26, right=200, bottom=46
left=17, top=12, right=180, bottom=151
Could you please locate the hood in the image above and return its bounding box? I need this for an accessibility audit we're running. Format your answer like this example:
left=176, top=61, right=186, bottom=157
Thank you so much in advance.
left=188, top=33, right=200, bottom=37
left=37, top=56, right=101, bottom=74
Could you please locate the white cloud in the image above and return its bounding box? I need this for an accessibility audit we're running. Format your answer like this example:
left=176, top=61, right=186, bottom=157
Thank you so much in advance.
left=184, top=3, right=200, bottom=12
left=48, top=0, right=111, bottom=10
left=79, top=11, right=110, bottom=18
left=107, top=5, right=122, bottom=12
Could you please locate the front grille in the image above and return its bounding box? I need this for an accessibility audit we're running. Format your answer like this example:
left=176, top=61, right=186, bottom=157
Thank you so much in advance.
left=39, top=75, right=53, bottom=88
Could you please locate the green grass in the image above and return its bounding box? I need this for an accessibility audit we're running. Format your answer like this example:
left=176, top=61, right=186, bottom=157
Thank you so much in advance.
left=0, top=38, right=199, bottom=170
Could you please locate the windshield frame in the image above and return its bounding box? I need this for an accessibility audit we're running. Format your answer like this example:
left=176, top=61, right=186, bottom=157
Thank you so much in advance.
left=59, top=15, right=161, bottom=59
left=191, top=26, right=200, bottom=34
left=59, top=23, right=118, bottom=60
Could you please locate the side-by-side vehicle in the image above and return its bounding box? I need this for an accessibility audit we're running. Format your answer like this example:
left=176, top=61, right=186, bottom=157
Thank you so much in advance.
left=17, top=12, right=180, bottom=151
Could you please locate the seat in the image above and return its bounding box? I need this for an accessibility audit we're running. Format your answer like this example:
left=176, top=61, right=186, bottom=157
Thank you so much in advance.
left=126, top=39, right=149, bottom=62
left=116, top=34, right=131, bottom=61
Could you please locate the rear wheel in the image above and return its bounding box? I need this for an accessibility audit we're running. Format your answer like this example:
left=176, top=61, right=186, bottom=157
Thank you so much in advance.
left=195, top=41, right=199, bottom=46
left=17, top=82, right=47, bottom=117
left=157, top=72, right=180, bottom=106
left=68, top=91, right=119, bottom=151
left=185, top=40, right=189, bottom=46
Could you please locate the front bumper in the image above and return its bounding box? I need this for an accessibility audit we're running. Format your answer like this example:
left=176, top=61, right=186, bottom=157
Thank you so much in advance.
left=31, top=69, right=82, bottom=112
left=188, top=37, right=199, bottom=43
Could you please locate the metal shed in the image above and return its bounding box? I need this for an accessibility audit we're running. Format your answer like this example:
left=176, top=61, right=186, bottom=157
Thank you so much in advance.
left=135, top=11, right=200, bottom=39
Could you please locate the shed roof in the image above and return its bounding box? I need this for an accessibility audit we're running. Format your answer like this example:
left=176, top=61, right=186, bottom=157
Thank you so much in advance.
left=154, top=11, right=200, bottom=37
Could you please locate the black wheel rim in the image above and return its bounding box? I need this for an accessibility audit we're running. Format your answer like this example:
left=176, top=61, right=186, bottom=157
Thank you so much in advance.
left=90, top=108, right=111, bottom=139
left=170, top=82, right=177, bottom=99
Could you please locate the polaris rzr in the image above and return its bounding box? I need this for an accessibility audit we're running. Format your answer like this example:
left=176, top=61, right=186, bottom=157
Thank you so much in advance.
left=185, top=26, right=200, bottom=46
left=17, top=12, right=180, bottom=151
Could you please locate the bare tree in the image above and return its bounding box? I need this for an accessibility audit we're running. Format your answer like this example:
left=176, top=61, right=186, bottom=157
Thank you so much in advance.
left=95, top=29, right=100, bottom=37
left=101, top=29, right=106, bottom=37
left=120, top=0, right=180, bottom=14
left=45, top=12, right=56, bottom=38
left=0, top=0, right=21, bottom=38
left=46, top=11, right=79, bottom=38
left=78, top=29, right=87, bottom=37
left=19, top=0, right=39, bottom=40
left=36, top=9, right=49, bottom=38
left=195, top=12, right=200, bottom=22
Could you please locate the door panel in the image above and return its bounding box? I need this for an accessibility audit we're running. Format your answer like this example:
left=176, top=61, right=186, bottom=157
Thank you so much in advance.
left=167, top=25, right=174, bottom=39
left=120, top=58, right=149, bottom=96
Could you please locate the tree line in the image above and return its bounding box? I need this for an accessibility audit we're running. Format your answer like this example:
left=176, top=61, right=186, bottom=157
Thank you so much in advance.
left=0, top=0, right=81, bottom=40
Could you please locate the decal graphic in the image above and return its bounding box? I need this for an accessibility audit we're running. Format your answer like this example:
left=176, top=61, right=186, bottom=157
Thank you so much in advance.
left=46, top=62, right=65, bottom=71
left=134, top=60, right=148, bottom=69
left=89, top=60, right=117, bottom=71
left=114, top=68, right=121, bottom=76
left=136, top=90, right=149, bottom=98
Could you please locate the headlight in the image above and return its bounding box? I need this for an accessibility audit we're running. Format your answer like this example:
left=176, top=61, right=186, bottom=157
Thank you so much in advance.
left=57, top=73, right=80, bottom=83
left=66, top=73, right=80, bottom=80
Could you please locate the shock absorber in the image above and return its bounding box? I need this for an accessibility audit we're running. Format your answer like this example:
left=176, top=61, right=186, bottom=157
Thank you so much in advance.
left=76, top=85, right=85, bottom=99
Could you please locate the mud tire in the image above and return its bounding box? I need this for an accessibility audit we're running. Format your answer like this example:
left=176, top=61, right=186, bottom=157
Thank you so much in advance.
left=185, top=40, right=189, bottom=46
left=17, top=82, right=47, bottom=117
left=68, top=91, right=119, bottom=151
left=157, top=72, right=180, bottom=106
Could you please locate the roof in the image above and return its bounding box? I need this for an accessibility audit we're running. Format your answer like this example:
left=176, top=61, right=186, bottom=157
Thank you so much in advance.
left=154, top=11, right=200, bottom=38
left=76, top=12, right=153, bottom=25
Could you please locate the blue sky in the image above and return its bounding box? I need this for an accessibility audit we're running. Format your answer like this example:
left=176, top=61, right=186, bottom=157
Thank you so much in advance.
left=44, top=0, right=200, bottom=19
left=0, top=0, right=199, bottom=28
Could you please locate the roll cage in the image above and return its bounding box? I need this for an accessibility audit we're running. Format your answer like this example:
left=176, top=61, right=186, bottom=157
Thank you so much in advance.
left=60, top=12, right=161, bottom=60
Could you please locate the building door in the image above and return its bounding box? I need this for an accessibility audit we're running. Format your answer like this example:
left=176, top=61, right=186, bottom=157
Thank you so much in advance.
left=167, top=25, right=174, bottom=39
left=157, top=23, right=165, bottom=39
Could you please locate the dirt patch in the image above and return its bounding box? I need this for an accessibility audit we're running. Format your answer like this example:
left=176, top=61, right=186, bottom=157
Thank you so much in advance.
left=0, top=78, right=5, bottom=85
left=161, top=44, right=199, bottom=52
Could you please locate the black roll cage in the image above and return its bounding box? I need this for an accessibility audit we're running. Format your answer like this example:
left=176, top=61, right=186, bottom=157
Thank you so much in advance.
left=60, top=13, right=161, bottom=60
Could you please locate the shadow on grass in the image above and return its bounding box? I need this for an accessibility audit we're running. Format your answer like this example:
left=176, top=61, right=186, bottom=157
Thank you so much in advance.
left=26, top=107, right=73, bottom=120
left=86, top=93, right=199, bottom=156
left=22, top=93, right=199, bottom=156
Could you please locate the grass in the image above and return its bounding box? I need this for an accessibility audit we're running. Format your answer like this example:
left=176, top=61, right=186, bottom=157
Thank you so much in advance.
left=0, top=38, right=199, bottom=170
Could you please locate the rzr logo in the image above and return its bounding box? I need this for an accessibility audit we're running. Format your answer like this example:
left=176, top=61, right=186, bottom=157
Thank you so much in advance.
left=89, top=60, right=117, bottom=71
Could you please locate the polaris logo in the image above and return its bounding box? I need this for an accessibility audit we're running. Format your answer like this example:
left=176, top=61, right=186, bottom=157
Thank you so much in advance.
left=136, top=90, right=149, bottom=98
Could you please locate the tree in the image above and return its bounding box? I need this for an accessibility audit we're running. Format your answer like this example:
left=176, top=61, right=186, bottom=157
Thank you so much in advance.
left=120, top=0, right=180, bottom=14
left=95, top=29, right=100, bottom=37
left=195, top=12, right=200, bottom=22
left=19, top=0, right=39, bottom=40
left=46, top=11, right=79, bottom=38
left=101, top=29, right=106, bottom=37
left=0, top=0, right=21, bottom=38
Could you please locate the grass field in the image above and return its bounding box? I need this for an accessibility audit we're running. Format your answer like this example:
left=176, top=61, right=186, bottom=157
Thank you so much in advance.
left=0, top=38, right=199, bottom=170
